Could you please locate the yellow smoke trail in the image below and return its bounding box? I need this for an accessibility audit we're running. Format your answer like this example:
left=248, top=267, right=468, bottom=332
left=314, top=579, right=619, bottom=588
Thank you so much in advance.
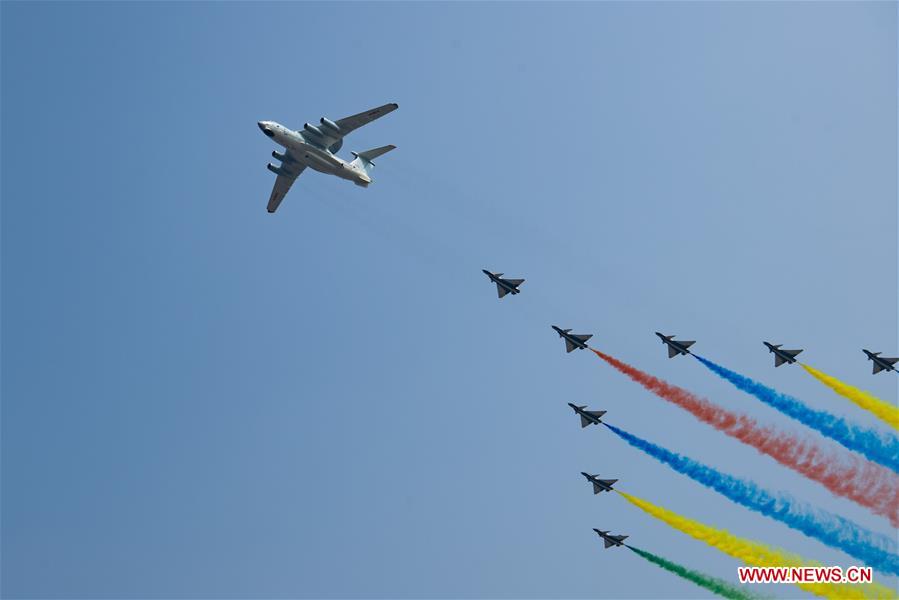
left=617, top=491, right=896, bottom=599
left=802, top=364, right=899, bottom=431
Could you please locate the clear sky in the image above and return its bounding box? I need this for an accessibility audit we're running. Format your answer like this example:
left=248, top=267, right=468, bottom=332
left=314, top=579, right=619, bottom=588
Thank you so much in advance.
left=2, top=2, right=896, bottom=598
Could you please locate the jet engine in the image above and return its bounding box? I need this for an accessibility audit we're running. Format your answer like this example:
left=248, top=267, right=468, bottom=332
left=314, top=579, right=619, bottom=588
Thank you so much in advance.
left=266, top=163, right=290, bottom=177
left=304, top=122, right=325, bottom=137
left=320, top=117, right=340, bottom=133
left=271, top=150, right=290, bottom=163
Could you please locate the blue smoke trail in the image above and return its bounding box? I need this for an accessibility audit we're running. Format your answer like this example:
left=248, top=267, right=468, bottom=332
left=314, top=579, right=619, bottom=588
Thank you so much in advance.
left=694, top=355, right=899, bottom=473
left=603, top=423, right=899, bottom=576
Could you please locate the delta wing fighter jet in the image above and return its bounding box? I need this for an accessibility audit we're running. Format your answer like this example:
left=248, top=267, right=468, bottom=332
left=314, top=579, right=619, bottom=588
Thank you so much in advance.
left=763, top=342, right=803, bottom=367
left=655, top=332, right=695, bottom=358
left=482, top=270, right=525, bottom=298
left=863, top=349, right=898, bottom=374
left=257, top=103, right=398, bottom=212
left=568, top=403, right=606, bottom=428
left=581, top=472, right=618, bottom=494
left=593, top=529, right=628, bottom=549
left=552, top=326, right=593, bottom=353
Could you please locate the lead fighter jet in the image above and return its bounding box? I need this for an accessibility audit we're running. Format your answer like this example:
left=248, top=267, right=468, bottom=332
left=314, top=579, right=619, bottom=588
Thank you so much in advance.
left=655, top=332, right=695, bottom=358
left=863, top=349, right=899, bottom=374
left=482, top=270, right=525, bottom=298
left=581, top=472, right=618, bottom=494
left=552, top=326, right=593, bottom=353
left=763, top=342, right=803, bottom=367
left=568, top=403, right=606, bottom=428
left=593, top=529, right=628, bottom=549
left=257, top=103, right=398, bottom=213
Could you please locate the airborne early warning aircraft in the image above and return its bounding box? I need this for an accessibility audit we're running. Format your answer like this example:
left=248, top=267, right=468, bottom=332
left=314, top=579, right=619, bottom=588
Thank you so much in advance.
left=593, top=529, right=629, bottom=549
left=257, top=102, right=398, bottom=212
left=763, top=341, right=803, bottom=367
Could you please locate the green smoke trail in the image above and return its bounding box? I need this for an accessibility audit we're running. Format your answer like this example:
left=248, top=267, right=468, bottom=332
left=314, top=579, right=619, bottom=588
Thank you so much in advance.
left=627, top=545, right=766, bottom=600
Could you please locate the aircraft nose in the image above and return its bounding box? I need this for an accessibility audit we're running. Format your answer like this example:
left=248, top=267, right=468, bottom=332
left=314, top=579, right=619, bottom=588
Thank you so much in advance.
left=258, top=122, right=275, bottom=138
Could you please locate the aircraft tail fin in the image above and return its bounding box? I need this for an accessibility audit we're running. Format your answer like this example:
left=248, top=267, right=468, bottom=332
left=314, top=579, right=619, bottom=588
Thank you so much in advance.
left=351, top=145, right=396, bottom=175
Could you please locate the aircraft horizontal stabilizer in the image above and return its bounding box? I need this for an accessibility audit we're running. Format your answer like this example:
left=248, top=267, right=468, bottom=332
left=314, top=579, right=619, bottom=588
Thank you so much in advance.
left=355, top=145, right=396, bottom=164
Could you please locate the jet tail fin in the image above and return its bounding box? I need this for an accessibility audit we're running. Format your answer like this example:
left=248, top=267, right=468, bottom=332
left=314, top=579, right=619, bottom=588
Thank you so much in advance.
left=351, top=145, right=396, bottom=175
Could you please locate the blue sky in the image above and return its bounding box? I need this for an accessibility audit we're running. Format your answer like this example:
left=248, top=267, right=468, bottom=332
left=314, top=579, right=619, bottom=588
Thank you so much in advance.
left=2, top=2, right=896, bottom=598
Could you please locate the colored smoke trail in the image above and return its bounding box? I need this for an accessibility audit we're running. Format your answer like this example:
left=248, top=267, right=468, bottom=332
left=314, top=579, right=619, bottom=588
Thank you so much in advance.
left=617, top=491, right=896, bottom=599
left=802, top=364, right=899, bottom=431
left=695, top=355, right=899, bottom=472
left=604, top=423, right=899, bottom=575
left=626, top=545, right=764, bottom=600
left=591, top=349, right=899, bottom=526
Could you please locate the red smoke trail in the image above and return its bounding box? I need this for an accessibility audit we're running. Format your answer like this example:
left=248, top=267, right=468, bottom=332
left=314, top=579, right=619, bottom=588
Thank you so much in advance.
left=592, top=349, right=899, bottom=526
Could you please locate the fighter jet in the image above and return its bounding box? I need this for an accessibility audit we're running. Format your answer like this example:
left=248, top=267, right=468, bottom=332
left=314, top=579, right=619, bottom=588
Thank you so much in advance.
left=593, top=529, right=629, bottom=549
left=482, top=270, right=525, bottom=298
left=552, top=326, right=593, bottom=353
left=655, top=332, right=695, bottom=358
left=581, top=472, right=618, bottom=494
left=257, top=103, right=398, bottom=212
left=863, top=349, right=899, bottom=374
left=763, top=342, right=803, bottom=367
left=568, top=403, right=606, bottom=428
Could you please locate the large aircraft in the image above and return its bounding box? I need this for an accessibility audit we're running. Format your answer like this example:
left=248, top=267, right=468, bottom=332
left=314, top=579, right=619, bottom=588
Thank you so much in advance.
left=552, top=326, right=593, bottom=353
left=593, top=529, right=629, bottom=549
left=568, top=403, right=606, bottom=428
left=655, top=332, right=695, bottom=358
left=257, top=103, right=399, bottom=213
left=581, top=472, right=618, bottom=494
left=763, top=342, right=803, bottom=367
left=482, top=270, right=525, bottom=298
left=863, top=349, right=898, bottom=374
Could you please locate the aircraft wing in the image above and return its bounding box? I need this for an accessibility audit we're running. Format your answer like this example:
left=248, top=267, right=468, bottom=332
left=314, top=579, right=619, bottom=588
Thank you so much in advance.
left=496, top=283, right=510, bottom=298
left=603, top=537, right=617, bottom=548
left=566, top=339, right=578, bottom=353
left=682, top=341, right=696, bottom=349
left=336, top=103, right=399, bottom=137
left=506, top=279, right=525, bottom=287
left=774, top=354, right=787, bottom=367
left=579, top=414, right=593, bottom=428
left=668, top=345, right=680, bottom=358
left=266, top=150, right=306, bottom=213
left=267, top=164, right=306, bottom=213
left=871, top=359, right=896, bottom=374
